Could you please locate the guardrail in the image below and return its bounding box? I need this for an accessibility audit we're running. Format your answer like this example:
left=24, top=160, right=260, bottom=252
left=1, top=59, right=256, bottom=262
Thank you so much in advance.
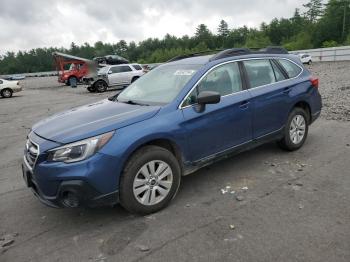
left=290, top=46, right=350, bottom=62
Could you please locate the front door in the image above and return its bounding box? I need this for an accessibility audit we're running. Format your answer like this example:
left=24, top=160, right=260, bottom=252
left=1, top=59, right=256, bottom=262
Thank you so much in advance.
left=181, top=62, right=253, bottom=161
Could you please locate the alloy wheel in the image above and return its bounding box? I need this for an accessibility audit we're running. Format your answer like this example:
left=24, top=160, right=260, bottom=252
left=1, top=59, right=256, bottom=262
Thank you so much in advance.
left=289, top=114, right=306, bottom=144
left=133, top=160, right=173, bottom=206
left=2, top=89, right=12, bottom=98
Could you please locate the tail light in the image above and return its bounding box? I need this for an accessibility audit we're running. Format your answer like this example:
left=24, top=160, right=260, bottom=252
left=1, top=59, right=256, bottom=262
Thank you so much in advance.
left=310, top=77, right=319, bottom=88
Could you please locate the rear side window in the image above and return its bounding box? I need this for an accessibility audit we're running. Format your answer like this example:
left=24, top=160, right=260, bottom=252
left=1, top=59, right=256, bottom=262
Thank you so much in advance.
left=110, top=66, right=132, bottom=73
left=278, top=59, right=302, bottom=78
left=132, top=64, right=142, bottom=70
left=243, top=60, right=276, bottom=88
left=271, top=60, right=286, bottom=81
left=119, top=66, right=132, bottom=72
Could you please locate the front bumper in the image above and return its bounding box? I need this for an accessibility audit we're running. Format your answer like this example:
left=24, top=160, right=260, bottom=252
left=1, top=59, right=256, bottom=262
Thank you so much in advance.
left=22, top=135, right=120, bottom=208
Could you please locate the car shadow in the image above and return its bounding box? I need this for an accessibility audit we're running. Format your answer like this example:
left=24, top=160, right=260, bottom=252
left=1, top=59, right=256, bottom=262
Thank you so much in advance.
left=39, top=141, right=286, bottom=224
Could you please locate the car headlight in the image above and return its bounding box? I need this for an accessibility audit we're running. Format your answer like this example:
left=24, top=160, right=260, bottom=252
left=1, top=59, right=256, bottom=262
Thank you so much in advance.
left=47, top=131, right=114, bottom=163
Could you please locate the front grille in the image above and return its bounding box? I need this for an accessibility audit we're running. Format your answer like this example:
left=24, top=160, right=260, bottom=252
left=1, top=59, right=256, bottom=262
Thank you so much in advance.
left=25, top=139, right=39, bottom=168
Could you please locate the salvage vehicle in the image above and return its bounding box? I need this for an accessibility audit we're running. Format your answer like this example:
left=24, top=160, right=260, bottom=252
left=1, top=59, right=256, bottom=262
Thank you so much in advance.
left=22, top=47, right=322, bottom=214
left=84, top=64, right=144, bottom=93
left=93, top=55, right=129, bottom=65
left=0, top=78, right=22, bottom=98
left=53, top=52, right=91, bottom=86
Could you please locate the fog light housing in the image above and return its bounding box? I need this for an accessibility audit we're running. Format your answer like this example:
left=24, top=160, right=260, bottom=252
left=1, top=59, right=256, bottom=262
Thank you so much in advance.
left=61, top=192, right=80, bottom=208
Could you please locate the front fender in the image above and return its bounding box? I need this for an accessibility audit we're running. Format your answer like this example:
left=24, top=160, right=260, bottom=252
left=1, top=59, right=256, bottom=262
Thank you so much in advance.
left=99, top=109, right=188, bottom=185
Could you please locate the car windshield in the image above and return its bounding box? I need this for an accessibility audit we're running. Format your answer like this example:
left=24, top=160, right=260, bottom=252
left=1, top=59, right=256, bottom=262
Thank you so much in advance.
left=117, top=64, right=200, bottom=105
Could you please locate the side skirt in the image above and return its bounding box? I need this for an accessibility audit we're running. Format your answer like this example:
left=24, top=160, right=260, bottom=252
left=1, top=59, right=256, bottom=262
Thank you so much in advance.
left=183, top=127, right=284, bottom=176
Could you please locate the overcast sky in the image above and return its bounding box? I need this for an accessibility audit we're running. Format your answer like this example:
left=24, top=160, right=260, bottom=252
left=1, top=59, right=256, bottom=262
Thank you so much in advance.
left=0, top=0, right=307, bottom=54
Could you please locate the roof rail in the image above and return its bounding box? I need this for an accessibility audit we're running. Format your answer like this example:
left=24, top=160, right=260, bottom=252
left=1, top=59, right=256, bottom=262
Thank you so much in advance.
left=209, top=46, right=289, bottom=62
left=209, top=48, right=251, bottom=62
left=167, top=49, right=223, bottom=63
left=167, top=46, right=289, bottom=63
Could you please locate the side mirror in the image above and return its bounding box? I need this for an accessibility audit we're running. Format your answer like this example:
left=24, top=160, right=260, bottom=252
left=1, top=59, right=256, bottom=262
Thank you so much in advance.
left=197, top=91, right=221, bottom=105
left=108, top=70, right=112, bottom=74
left=195, top=91, right=220, bottom=112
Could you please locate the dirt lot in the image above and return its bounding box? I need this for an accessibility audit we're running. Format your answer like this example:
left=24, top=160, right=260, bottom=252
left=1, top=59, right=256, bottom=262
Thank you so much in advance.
left=1, top=62, right=350, bottom=262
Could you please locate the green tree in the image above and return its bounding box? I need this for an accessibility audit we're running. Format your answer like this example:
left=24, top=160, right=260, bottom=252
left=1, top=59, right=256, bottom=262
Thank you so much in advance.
left=303, top=0, right=324, bottom=23
left=218, top=20, right=229, bottom=37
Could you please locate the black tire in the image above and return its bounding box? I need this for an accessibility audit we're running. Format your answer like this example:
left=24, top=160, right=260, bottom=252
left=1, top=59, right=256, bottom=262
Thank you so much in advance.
left=278, top=107, right=309, bottom=151
left=1, top=88, right=13, bottom=98
left=87, top=86, right=96, bottom=93
left=131, top=76, right=139, bottom=83
left=94, top=80, right=108, bottom=93
left=119, top=145, right=181, bottom=215
left=68, top=76, right=78, bottom=87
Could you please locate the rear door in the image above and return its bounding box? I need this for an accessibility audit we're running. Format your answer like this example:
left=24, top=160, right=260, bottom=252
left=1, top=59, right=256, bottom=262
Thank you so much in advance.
left=109, top=65, right=133, bottom=85
left=243, top=58, right=301, bottom=139
left=181, top=62, right=252, bottom=161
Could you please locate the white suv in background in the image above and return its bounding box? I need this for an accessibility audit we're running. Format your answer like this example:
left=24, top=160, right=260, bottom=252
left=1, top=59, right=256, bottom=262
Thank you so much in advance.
left=87, top=64, right=145, bottom=93
left=298, top=54, right=312, bottom=65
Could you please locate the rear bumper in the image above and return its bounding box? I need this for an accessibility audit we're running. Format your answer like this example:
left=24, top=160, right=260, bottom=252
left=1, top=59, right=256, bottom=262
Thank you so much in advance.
left=311, top=110, right=321, bottom=124
left=12, top=86, right=22, bottom=93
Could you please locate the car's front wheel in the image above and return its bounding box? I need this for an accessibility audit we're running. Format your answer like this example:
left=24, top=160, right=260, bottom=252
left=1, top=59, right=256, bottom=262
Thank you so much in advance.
left=119, top=145, right=181, bottom=214
left=1, top=88, right=13, bottom=98
left=94, top=80, right=108, bottom=93
left=278, top=107, right=309, bottom=151
left=87, top=86, right=96, bottom=93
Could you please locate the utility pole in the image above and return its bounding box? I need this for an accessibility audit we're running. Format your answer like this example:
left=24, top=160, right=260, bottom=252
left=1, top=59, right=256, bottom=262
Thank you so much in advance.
left=343, top=1, right=347, bottom=40
left=341, top=0, right=350, bottom=40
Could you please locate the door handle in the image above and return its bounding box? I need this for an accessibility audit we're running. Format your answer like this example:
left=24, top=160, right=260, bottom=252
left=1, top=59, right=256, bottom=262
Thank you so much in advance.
left=283, top=87, right=292, bottom=94
left=239, top=100, right=250, bottom=109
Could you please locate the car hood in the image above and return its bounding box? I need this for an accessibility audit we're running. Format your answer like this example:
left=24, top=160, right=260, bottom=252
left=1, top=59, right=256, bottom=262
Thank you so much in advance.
left=32, top=99, right=161, bottom=144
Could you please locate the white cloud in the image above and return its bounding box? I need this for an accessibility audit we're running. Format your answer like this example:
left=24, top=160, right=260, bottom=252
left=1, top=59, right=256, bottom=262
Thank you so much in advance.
left=0, top=0, right=307, bottom=53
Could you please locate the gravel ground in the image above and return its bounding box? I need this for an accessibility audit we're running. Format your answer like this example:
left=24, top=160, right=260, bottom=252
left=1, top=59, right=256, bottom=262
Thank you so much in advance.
left=0, top=62, right=350, bottom=262
left=308, top=61, right=350, bottom=121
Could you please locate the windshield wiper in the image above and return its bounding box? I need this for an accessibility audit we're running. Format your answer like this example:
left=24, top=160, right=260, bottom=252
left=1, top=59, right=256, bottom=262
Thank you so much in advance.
left=119, top=99, right=149, bottom=106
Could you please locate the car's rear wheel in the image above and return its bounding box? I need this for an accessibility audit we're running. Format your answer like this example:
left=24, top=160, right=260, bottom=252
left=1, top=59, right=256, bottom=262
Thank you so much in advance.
left=278, top=107, right=309, bottom=151
left=94, top=80, right=107, bottom=93
left=1, top=88, right=13, bottom=98
left=119, top=145, right=181, bottom=214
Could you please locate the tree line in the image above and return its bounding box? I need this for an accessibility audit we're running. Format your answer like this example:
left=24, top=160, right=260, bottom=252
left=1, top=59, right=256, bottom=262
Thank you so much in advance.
left=1, top=0, right=349, bottom=74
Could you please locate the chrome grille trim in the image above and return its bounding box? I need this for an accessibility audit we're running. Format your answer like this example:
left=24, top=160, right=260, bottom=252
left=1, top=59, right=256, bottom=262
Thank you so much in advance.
left=24, top=138, right=40, bottom=170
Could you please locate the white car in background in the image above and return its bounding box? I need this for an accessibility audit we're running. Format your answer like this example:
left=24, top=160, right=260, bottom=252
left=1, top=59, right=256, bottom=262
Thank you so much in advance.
left=0, top=79, right=22, bottom=98
left=86, top=64, right=145, bottom=93
left=298, top=54, right=312, bottom=65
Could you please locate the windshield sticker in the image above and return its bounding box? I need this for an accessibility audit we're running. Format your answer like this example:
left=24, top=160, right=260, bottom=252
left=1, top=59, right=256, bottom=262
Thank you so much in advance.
left=174, top=70, right=196, bottom=76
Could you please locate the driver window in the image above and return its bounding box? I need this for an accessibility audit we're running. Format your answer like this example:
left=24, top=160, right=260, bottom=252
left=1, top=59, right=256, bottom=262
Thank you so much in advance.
left=182, top=62, right=242, bottom=107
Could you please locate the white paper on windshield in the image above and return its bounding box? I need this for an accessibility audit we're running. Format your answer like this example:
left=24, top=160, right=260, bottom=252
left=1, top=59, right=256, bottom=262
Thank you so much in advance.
left=174, top=70, right=196, bottom=76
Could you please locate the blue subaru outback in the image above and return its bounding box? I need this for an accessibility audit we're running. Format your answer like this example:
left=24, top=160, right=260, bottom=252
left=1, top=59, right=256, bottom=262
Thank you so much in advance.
left=22, top=47, right=322, bottom=214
